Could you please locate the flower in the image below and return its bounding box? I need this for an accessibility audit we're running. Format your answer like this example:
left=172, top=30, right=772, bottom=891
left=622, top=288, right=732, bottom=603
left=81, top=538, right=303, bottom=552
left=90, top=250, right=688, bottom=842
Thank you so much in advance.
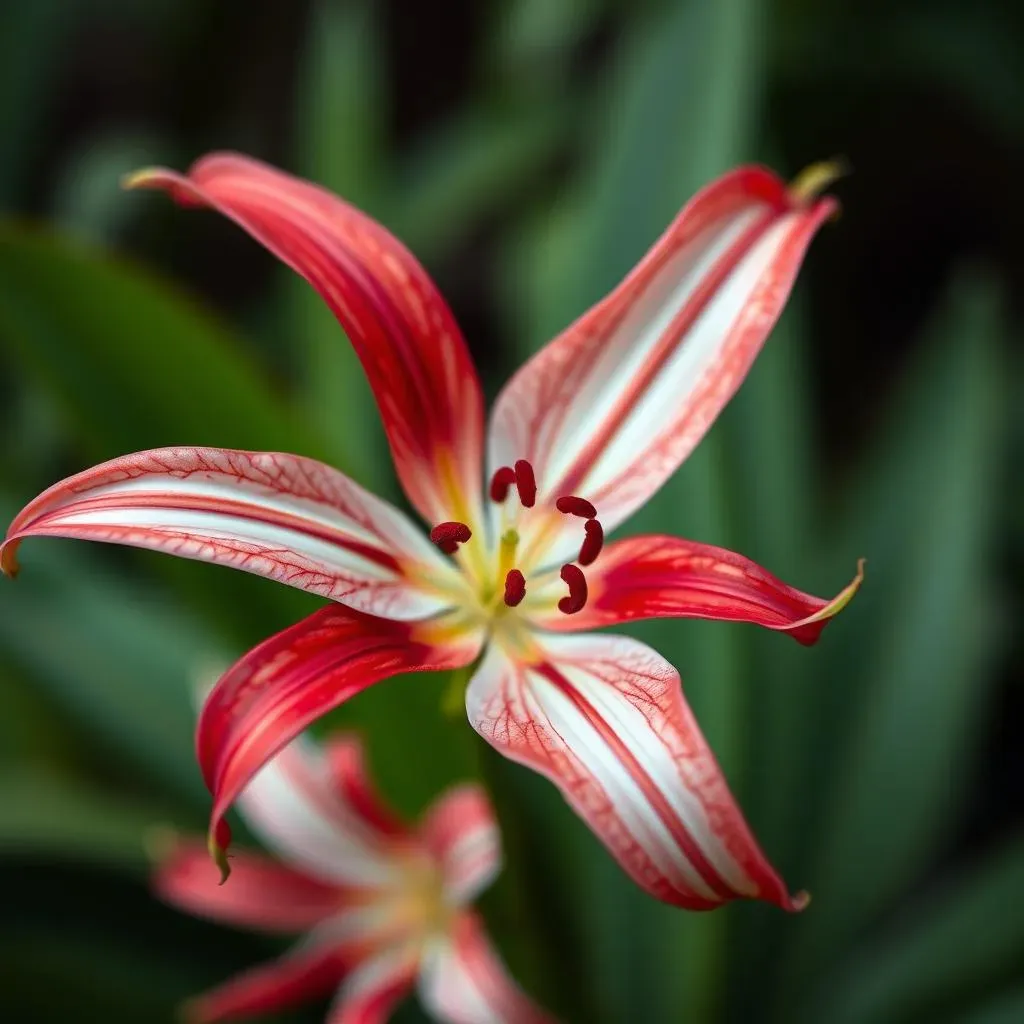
left=152, top=731, right=553, bottom=1023
left=2, top=154, right=861, bottom=911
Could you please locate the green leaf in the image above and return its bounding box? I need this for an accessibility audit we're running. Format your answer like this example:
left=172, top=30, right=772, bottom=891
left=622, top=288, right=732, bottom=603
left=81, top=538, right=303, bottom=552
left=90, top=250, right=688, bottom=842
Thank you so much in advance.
left=0, top=770, right=170, bottom=870
left=786, top=273, right=1008, bottom=988
left=947, top=990, right=1024, bottom=1024
left=0, top=499, right=220, bottom=805
left=805, top=837, right=1024, bottom=1024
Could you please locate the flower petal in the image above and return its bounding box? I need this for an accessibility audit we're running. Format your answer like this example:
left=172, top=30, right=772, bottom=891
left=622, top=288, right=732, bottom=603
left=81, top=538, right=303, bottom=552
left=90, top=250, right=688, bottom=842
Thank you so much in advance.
left=328, top=945, right=419, bottom=1024
left=1, top=446, right=459, bottom=620
left=489, top=165, right=837, bottom=562
left=418, top=911, right=555, bottom=1024
left=152, top=835, right=339, bottom=932
left=466, top=632, right=802, bottom=911
left=325, top=734, right=409, bottom=840
left=419, top=785, right=501, bottom=907
left=529, top=535, right=863, bottom=645
left=185, top=938, right=346, bottom=1023
left=236, top=734, right=408, bottom=888
left=126, top=154, right=486, bottom=526
left=199, top=605, right=482, bottom=874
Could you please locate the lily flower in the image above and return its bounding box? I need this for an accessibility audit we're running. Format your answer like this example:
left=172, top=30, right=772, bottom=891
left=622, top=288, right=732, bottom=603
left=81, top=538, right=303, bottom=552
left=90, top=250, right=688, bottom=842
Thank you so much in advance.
left=153, top=731, right=553, bottom=1023
left=2, top=154, right=861, bottom=911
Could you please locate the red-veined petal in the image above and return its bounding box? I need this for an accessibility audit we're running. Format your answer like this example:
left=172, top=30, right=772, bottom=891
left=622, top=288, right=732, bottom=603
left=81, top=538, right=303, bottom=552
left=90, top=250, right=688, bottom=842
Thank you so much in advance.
left=152, top=836, right=339, bottom=932
left=466, top=633, right=803, bottom=911
left=418, top=912, right=555, bottom=1024
left=199, top=605, right=482, bottom=876
left=490, top=165, right=837, bottom=565
left=184, top=938, right=346, bottom=1023
left=236, top=734, right=409, bottom=888
left=126, top=154, right=485, bottom=526
left=328, top=945, right=419, bottom=1024
left=1, top=447, right=458, bottom=621
left=419, top=785, right=501, bottom=907
left=529, top=535, right=863, bottom=645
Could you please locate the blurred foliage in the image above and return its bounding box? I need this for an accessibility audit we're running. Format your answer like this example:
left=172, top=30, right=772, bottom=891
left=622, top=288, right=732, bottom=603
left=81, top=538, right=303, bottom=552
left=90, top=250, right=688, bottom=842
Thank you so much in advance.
left=0, top=0, right=1020, bottom=1022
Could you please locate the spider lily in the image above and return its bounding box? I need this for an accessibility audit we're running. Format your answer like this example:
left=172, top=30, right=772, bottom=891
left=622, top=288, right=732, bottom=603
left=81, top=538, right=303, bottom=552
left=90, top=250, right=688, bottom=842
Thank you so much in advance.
left=153, top=731, right=553, bottom=1023
left=2, top=154, right=861, bottom=911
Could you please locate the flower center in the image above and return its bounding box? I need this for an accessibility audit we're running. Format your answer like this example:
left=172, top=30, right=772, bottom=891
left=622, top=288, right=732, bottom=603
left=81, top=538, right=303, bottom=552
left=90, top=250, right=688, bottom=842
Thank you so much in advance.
left=428, top=458, right=604, bottom=617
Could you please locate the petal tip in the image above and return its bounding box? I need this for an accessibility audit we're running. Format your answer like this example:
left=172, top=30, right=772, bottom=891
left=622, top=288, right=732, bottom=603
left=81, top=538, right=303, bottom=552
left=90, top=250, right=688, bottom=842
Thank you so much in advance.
left=789, top=889, right=812, bottom=913
left=0, top=541, right=19, bottom=579
left=207, top=831, right=232, bottom=885
left=120, top=167, right=166, bottom=191
left=787, top=158, right=849, bottom=207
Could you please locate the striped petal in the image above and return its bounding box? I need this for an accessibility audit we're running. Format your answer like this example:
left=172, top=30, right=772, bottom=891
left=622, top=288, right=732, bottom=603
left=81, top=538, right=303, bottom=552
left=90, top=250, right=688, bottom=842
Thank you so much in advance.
left=185, top=937, right=346, bottom=1023
left=420, top=785, right=501, bottom=907
left=1, top=447, right=459, bottom=621
left=199, top=605, right=483, bottom=877
left=418, top=912, right=555, bottom=1024
left=126, top=154, right=486, bottom=527
left=466, top=632, right=802, bottom=911
left=329, top=945, right=419, bottom=1024
left=236, top=734, right=409, bottom=888
left=152, top=836, right=340, bottom=932
left=489, top=165, right=836, bottom=564
left=529, top=535, right=863, bottom=645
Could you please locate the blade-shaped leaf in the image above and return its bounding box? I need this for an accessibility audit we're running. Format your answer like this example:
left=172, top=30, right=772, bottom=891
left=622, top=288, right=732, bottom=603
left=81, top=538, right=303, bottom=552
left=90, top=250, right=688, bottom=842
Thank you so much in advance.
left=785, top=274, right=1008, bottom=991
left=805, top=836, right=1024, bottom=1024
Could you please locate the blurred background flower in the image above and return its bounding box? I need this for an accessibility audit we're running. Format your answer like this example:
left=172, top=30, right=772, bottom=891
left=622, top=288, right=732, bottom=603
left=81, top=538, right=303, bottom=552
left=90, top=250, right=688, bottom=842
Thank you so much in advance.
left=0, top=1, right=1020, bottom=1023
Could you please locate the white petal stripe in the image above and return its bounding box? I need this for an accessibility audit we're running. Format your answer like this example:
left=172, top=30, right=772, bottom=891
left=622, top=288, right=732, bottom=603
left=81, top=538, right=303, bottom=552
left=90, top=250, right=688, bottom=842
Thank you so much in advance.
left=467, top=632, right=795, bottom=909
left=2, top=447, right=457, bottom=620
left=239, top=736, right=400, bottom=888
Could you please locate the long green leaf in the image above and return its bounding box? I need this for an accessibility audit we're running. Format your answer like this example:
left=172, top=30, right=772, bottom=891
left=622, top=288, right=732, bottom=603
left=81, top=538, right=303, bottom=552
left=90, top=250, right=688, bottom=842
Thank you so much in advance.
left=806, top=836, right=1024, bottom=1024
left=785, top=274, right=1008, bottom=994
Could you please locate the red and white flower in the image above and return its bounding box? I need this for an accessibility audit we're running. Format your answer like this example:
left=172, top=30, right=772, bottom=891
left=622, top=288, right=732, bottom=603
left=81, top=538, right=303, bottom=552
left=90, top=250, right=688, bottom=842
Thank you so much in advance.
left=154, top=731, right=552, bottom=1023
left=2, top=154, right=861, bottom=911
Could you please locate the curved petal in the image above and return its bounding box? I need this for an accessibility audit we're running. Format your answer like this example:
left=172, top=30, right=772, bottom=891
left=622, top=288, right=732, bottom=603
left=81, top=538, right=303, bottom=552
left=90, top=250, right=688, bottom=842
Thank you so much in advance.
left=325, top=734, right=409, bottom=840
left=126, top=154, right=486, bottom=526
left=152, top=835, right=339, bottom=932
left=419, top=785, right=501, bottom=907
left=237, top=734, right=408, bottom=888
left=529, top=535, right=863, bottom=645
left=466, top=633, right=803, bottom=911
left=1, top=447, right=459, bottom=621
left=199, top=604, right=483, bottom=875
left=418, top=912, right=555, bottom=1024
left=328, top=945, right=419, bottom=1024
left=489, top=165, right=837, bottom=564
left=184, top=938, right=346, bottom=1023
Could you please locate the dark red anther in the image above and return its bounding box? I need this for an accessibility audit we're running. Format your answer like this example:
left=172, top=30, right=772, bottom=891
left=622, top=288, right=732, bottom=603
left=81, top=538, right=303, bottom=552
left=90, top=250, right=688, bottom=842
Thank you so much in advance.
left=578, top=519, right=604, bottom=566
left=503, top=569, right=526, bottom=607
left=514, top=460, right=537, bottom=508
left=429, top=521, right=472, bottom=554
left=558, top=563, right=588, bottom=614
left=556, top=495, right=597, bottom=519
left=489, top=466, right=516, bottom=503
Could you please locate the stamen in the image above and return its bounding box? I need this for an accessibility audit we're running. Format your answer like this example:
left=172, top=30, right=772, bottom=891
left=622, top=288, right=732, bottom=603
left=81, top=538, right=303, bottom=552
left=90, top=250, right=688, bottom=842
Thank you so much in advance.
left=578, top=519, right=604, bottom=566
left=503, top=569, right=526, bottom=607
left=514, top=460, right=537, bottom=508
left=489, top=466, right=516, bottom=503
left=429, top=521, right=472, bottom=554
left=558, top=563, right=588, bottom=614
left=556, top=495, right=596, bottom=519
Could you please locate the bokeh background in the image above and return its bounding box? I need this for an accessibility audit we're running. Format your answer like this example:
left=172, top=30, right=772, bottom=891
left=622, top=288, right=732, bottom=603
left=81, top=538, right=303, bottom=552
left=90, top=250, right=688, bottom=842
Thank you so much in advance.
left=1, top=0, right=1021, bottom=1021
